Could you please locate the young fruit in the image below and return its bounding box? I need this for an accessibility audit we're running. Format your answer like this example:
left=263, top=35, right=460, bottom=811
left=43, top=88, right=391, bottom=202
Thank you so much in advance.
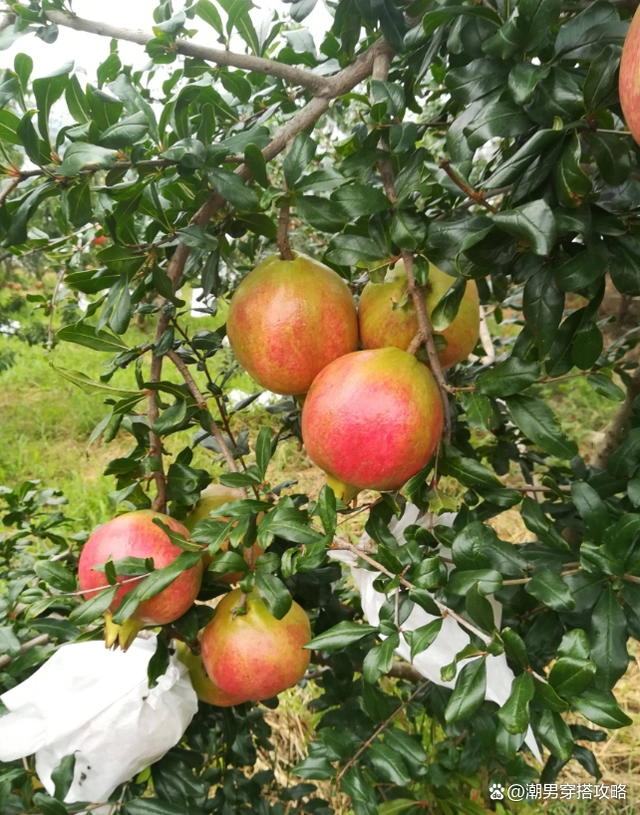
left=226, top=253, right=358, bottom=396
left=620, top=8, right=640, bottom=145
left=301, top=348, right=444, bottom=502
left=78, top=511, right=202, bottom=648
left=185, top=484, right=263, bottom=583
left=176, top=642, right=246, bottom=707
left=358, top=261, right=480, bottom=369
left=201, top=588, right=311, bottom=701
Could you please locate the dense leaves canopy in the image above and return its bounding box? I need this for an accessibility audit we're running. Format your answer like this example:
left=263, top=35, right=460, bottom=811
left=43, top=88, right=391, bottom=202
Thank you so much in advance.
left=1, top=0, right=640, bottom=812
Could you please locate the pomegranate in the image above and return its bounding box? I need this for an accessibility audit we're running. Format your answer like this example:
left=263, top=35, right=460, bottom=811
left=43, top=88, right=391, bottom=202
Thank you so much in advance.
left=201, top=588, right=311, bottom=701
left=358, top=261, right=480, bottom=369
left=620, top=8, right=640, bottom=144
left=78, top=511, right=202, bottom=647
left=301, top=348, right=444, bottom=501
left=226, top=253, right=358, bottom=395
left=185, top=484, right=263, bottom=583
left=176, top=642, right=246, bottom=707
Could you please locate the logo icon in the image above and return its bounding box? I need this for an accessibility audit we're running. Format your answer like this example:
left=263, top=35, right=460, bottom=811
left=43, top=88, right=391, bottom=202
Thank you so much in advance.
left=489, top=783, right=505, bottom=801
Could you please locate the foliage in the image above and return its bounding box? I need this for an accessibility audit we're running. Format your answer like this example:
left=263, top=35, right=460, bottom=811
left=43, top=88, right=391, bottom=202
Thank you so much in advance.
left=1, top=0, right=640, bottom=812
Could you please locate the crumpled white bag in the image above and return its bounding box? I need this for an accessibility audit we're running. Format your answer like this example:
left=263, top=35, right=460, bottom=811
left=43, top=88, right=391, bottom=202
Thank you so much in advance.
left=0, top=636, right=198, bottom=806
left=331, top=504, right=542, bottom=762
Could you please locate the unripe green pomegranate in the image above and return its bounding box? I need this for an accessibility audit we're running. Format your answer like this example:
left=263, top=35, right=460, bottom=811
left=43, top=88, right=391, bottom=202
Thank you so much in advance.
left=358, top=261, right=480, bottom=369
left=301, top=348, right=444, bottom=501
left=201, top=588, right=311, bottom=701
left=226, top=253, right=358, bottom=396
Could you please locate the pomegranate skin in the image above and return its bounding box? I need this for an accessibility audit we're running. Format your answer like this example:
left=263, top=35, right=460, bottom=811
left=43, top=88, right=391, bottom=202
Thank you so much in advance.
left=302, top=348, right=444, bottom=492
left=621, top=9, right=640, bottom=145
left=78, top=511, right=202, bottom=626
left=358, top=262, right=480, bottom=369
left=176, top=643, right=246, bottom=707
left=226, top=253, right=358, bottom=395
left=201, top=588, right=311, bottom=701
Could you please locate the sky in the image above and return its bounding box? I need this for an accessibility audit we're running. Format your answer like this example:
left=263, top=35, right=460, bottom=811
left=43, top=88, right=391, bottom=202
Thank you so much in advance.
left=0, top=0, right=334, bottom=81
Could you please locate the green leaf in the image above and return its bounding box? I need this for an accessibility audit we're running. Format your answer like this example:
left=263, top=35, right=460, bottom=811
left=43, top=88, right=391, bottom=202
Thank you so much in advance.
left=195, top=0, right=224, bottom=33
left=69, top=585, right=118, bottom=625
left=586, top=132, right=632, bottom=186
left=556, top=243, right=608, bottom=293
left=523, top=267, right=564, bottom=356
left=506, top=394, right=578, bottom=459
left=363, top=633, right=399, bottom=683
left=587, top=372, right=625, bottom=402
left=608, top=236, right=640, bottom=296
left=295, top=195, right=348, bottom=232
left=33, top=62, right=70, bottom=147
left=64, top=76, right=88, bottom=125
left=123, top=800, right=190, bottom=815
left=554, top=133, right=591, bottom=208
left=244, top=142, right=269, bottom=187
left=51, top=754, right=76, bottom=802
left=571, top=481, right=610, bottom=539
left=325, top=234, right=383, bottom=267
left=497, top=671, right=535, bottom=734
left=430, top=276, right=466, bottom=331
left=255, top=573, right=293, bottom=620
left=589, top=586, right=628, bottom=691
left=492, top=200, right=557, bottom=257
left=283, top=133, right=317, bottom=189
left=305, top=620, right=378, bottom=651
left=389, top=209, right=428, bottom=251
left=371, top=79, right=405, bottom=115
left=209, top=167, right=259, bottom=211
left=448, top=569, right=503, bottom=596
left=317, top=483, right=337, bottom=536
left=255, top=427, right=271, bottom=479
left=525, top=569, right=575, bottom=611
left=58, top=142, right=118, bottom=176
left=518, top=0, right=561, bottom=51
left=368, top=743, right=411, bottom=786
left=476, top=358, right=539, bottom=397
left=0, top=626, right=20, bottom=657
left=571, top=689, right=632, bottom=729
left=549, top=657, right=596, bottom=698
left=100, top=111, right=149, bottom=149
left=331, top=183, right=390, bottom=217
left=34, top=561, right=76, bottom=593
left=534, top=710, right=574, bottom=761
left=406, top=618, right=443, bottom=660
left=584, top=44, right=619, bottom=111
left=445, top=657, right=487, bottom=723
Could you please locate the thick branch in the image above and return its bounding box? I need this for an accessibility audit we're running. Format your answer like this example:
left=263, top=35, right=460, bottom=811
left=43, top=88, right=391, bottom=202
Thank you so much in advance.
left=40, top=10, right=331, bottom=95
left=277, top=197, right=293, bottom=260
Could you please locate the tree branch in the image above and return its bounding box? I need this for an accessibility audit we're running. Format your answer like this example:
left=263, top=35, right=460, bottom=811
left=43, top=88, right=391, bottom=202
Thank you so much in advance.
left=277, top=197, right=294, bottom=260
left=593, top=365, right=640, bottom=470
left=439, top=158, right=498, bottom=214
left=0, top=175, right=20, bottom=208
left=0, top=634, right=50, bottom=671
left=40, top=10, right=332, bottom=95
left=167, top=349, right=243, bottom=479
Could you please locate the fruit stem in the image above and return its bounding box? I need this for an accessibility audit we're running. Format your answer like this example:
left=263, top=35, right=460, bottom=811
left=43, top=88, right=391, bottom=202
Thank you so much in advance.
left=277, top=196, right=294, bottom=261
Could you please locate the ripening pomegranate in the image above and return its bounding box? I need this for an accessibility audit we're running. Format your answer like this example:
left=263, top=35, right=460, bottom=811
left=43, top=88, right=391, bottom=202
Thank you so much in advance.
left=78, top=511, right=202, bottom=648
left=620, top=8, right=640, bottom=144
left=226, top=253, right=358, bottom=396
left=358, top=261, right=480, bottom=369
left=92, top=235, right=107, bottom=246
left=176, top=642, right=246, bottom=707
left=301, top=348, right=444, bottom=502
left=201, top=588, right=311, bottom=701
left=184, top=484, right=262, bottom=583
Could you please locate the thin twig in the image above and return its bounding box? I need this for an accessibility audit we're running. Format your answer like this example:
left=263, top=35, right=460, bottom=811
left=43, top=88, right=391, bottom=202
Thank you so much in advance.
left=46, top=269, right=65, bottom=352
left=439, top=158, right=498, bottom=214
left=0, top=175, right=20, bottom=207
left=167, top=350, right=243, bottom=480
left=336, top=681, right=429, bottom=783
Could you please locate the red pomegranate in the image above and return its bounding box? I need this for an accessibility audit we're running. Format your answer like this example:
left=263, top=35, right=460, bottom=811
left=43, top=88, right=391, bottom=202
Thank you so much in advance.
left=620, top=8, right=640, bottom=144
left=358, top=261, right=480, bottom=369
left=301, top=348, right=444, bottom=501
left=78, top=511, right=202, bottom=646
left=226, top=253, right=358, bottom=396
left=176, top=642, right=246, bottom=707
left=201, top=588, right=311, bottom=701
